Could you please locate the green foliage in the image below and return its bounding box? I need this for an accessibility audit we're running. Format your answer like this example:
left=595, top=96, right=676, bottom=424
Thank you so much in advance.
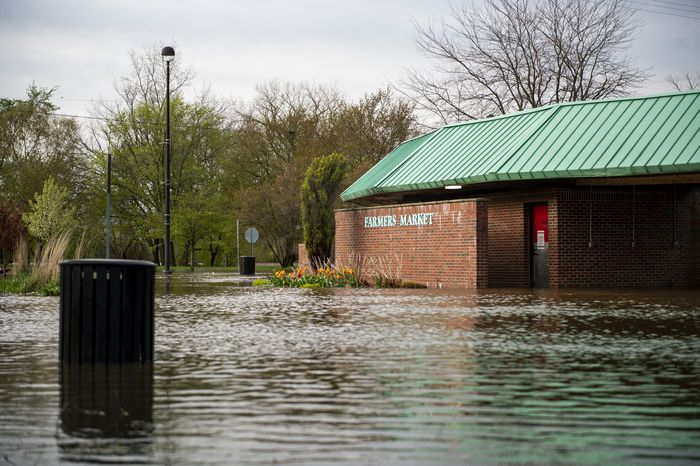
left=39, top=280, right=61, bottom=296
left=3, top=58, right=417, bottom=269
left=100, top=95, right=230, bottom=263
left=223, top=82, right=338, bottom=267
left=0, top=273, right=60, bottom=296
left=252, top=278, right=271, bottom=286
left=0, top=273, right=30, bottom=294
left=0, top=84, right=85, bottom=209
left=83, top=45, right=233, bottom=264
left=23, top=177, right=77, bottom=242
left=173, top=190, right=220, bottom=270
left=300, top=152, right=348, bottom=265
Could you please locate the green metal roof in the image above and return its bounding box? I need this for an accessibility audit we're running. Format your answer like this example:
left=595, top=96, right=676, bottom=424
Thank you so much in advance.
left=341, top=90, right=700, bottom=202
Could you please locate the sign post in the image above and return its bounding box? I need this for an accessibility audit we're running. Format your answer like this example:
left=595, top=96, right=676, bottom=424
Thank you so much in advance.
left=245, top=227, right=259, bottom=256
left=240, top=227, right=259, bottom=276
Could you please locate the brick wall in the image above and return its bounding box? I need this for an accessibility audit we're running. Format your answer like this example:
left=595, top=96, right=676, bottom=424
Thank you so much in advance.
left=487, top=191, right=556, bottom=287
left=337, top=185, right=698, bottom=289
left=335, top=199, right=488, bottom=288
left=487, top=201, right=530, bottom=287
left=691, top=189, right=700, bottom=287
left=552, top=186, right=698, bottom=287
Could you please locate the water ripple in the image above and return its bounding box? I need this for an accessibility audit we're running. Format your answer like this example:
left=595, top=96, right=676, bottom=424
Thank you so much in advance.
left=1, top=285, right=699, bottom=465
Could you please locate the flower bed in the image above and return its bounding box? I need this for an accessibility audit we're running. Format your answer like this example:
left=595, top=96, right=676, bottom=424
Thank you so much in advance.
left=269, top=265, right=359, bottom=288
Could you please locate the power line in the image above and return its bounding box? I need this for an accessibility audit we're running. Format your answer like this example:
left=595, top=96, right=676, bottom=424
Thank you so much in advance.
left=59, top=97, right=120, bottom=103
left=52, top=112, right=106, bottom=121
left=627, top=0, right=700, bottom=19
left=631, top=2, right=700, bottom=16
left=646, top=0, right=700, bottom=12
left=49, top=111, right=228, bottom=132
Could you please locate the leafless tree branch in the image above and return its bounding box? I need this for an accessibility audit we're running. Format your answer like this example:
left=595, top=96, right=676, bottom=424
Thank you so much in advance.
left=666, top=72, right=700, bottom=92
left=399, top=0, right=649, bottom=126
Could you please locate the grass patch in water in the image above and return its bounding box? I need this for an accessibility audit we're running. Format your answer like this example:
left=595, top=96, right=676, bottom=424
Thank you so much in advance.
left=0, top=273, right=60, bottom=296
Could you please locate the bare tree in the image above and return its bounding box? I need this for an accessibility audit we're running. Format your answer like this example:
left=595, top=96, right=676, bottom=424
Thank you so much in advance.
left=666, top=72, right=700, bottom=92
left=400, top=0, right=649, bottom=126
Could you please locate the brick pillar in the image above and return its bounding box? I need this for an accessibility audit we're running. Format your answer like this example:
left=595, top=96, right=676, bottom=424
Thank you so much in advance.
left=297, top=244, right=310, bottom=268
left=475, top=199, right=489, bottom=288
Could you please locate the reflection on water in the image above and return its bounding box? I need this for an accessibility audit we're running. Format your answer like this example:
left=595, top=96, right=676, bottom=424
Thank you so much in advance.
left=58, top=363, right=154, bottom=464
left=0, top=277, right=699, bottom=465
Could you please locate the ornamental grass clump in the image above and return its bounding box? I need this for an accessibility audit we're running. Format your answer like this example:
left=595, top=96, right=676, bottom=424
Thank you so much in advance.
left=269, top=265, right=359, bottom=288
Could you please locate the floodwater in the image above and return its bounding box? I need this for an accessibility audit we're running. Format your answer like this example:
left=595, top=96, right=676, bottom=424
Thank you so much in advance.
left=1, top=273, right=699, bottom=465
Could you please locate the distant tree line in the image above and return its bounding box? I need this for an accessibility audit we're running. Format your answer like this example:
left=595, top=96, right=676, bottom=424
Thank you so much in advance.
left=1, top=47, right=416, bottom=269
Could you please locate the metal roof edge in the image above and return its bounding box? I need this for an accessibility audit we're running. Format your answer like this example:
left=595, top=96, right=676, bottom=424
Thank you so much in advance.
left=441, top=105, right=553, bottom=129
left=336, top=197, right=490, bottom=212
left=339, top=133, right=430, bottom=200
left=344, top=164, right=700, bottom=202
left=372, top=127, right=443, bottom=187
left=438, top=89, right=700, bottom=131
left=340, top=187, right=378, bottom=201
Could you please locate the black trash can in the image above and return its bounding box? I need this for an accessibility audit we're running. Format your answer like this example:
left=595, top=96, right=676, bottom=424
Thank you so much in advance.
left=239, top=256, right=256, bottom=275
left=59, top=259, right=156, bottom=364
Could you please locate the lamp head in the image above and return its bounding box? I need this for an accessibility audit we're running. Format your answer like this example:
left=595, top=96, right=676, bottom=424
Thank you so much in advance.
left=161, top=46, right=175, bottom=62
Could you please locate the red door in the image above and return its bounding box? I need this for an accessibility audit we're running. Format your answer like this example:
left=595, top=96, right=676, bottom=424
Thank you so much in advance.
left=531, top=204, right=549, bottom=287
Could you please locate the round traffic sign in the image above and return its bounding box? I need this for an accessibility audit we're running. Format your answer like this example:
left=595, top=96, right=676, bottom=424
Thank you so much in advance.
left=245, top=227, right=259, bottom=244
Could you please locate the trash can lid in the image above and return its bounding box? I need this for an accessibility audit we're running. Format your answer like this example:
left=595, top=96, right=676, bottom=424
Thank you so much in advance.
left=60, top=259, right=157, bottom=268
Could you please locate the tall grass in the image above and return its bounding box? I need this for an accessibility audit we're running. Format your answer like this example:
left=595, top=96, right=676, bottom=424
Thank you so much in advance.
left=337, top=253, right=426, bottom=288
left=12, top=236, right=30, bottom=276
left=31, top=231, right=71, bottom=284
left=72, top=230, right=90, bottom=261
left=1, top=232, right=71, bottom=295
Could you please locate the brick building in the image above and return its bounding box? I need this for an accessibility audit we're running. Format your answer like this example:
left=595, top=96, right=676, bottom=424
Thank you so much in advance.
left=333, top=91, right=700, bottom=288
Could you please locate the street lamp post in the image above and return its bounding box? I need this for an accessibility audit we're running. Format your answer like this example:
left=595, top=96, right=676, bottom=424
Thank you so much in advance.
left=106, top=150, right=111, bottom=259
left=162, top=46, right=175, bottom=274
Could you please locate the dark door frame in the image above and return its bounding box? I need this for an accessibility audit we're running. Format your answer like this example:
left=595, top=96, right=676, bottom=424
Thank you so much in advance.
left=528, top=202, right=549, bottom=288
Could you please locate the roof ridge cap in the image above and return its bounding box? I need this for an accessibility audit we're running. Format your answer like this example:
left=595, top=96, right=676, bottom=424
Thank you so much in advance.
left=436, top=90, right=700, bottom=131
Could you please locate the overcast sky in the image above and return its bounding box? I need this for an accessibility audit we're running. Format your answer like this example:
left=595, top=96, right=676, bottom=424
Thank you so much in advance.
left=1, top=0, right=699, bottom=118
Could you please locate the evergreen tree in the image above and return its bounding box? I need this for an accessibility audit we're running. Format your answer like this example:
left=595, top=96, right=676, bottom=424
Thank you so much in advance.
left=300, top=153, right=348, bottom=266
